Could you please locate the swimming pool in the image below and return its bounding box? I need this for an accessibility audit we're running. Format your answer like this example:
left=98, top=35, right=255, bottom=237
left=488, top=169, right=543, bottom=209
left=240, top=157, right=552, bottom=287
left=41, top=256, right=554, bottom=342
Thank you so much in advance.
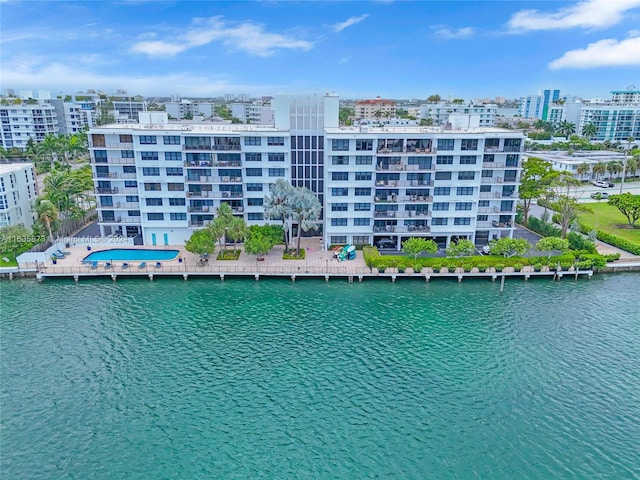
left=83, top=249, right=180, bottom=262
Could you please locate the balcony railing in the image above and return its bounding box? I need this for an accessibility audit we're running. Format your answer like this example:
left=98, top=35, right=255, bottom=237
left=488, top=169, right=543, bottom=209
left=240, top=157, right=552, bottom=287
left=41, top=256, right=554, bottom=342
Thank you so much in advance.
left=374, top=210, right=431, bottom=218
left=215, top=161, right=242, bottom=167
left=182, top=144, right=212, bottom=151
left=98, top=142, right=134, bottom=149
left=188, top=220, right=211, bottom=228
left=394, top=226, right=431, bottom=233
left=92, top=157, right=136, bottom=165
left=186, top=191, right=213, bottom=198
left=479, top=192, right=501, bottom=199
left=211, top=192, right=243, bottom=199
left=482, top=162, right=506, bottom=168
left=481, top=177, right=503, bottom=184
left=97, top=187, right=118, bottom=194
left=188, top=206, right=212, bottom=213
left=375, top=180, right=433, bottom=187
left=211, top=176, right=243, bottom=183
left=186, top=176, right=213, bottom=183
left=375, top=195, right=433, bottom=203
left=98, top=202, right=139, bottom=209
left=213, top=145, right=241, bottom=151
left=99, top=216, right=141, bottom=224
left=184, top=161, right=213, bottom=167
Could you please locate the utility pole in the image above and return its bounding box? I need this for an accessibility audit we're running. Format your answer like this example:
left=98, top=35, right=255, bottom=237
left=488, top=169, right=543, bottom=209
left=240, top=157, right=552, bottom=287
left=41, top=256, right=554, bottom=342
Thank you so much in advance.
left=620, top=136, right=635, bottom=195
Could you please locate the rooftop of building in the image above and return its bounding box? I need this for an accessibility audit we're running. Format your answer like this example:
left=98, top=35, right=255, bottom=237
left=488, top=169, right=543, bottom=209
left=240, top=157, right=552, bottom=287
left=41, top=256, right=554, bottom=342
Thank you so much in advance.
left=93, top=122, right=288, bottom=133
left=355, top=97, right=396, bottom=105
left=0, top=162, right=34, bottom=175
left=525, top=150, right=626, bottom=165
left=326, top=125, right=522, bottom=135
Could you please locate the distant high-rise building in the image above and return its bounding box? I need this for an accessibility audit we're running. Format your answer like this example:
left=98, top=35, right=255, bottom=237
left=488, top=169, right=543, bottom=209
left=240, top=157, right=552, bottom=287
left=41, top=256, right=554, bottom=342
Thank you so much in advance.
left=0, top=102, right=59, bottom=150
left=519, top=89, right=560, bottom=120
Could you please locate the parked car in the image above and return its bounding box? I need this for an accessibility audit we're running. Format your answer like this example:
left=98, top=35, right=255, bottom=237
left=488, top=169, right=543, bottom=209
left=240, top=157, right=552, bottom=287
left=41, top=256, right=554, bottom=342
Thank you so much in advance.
left=590, top=192, right=609, bottom=200
left=602, top=181, right=614, bottom=187
left=375, top=238, right=396, bottom=249
left=592, top=180, right=614, bottom=188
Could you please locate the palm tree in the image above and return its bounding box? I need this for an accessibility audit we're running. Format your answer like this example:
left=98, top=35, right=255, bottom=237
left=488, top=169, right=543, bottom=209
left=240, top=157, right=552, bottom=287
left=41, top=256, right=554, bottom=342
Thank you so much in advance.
left=576, top=162, right=591, bottom=181
left=581, top=122, right=597, bottom=139
left=34, top=199, right=58, bottom=242
left=592, top=162, right=606, bottom=181
left=620, top=136, right=635, bottom=193
left=373, top=110, right=383, bottom=123
left=289, top=187, right=321, bottom=257
left=624, top=156, right=637, bottom=179
left=226, top=216, right=249, bottom=253
left=556, top=120, right=576, bottom=140
left=38, top=134, right=61, bottom=171
left=607, top=161, right=622, bottom=179
left=264, top=178, right=295, bottom=252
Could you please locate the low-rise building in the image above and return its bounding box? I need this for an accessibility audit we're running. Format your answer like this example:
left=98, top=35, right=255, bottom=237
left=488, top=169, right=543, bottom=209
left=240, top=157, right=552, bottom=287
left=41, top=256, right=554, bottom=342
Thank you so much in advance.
left=0, top=102, right=58, bottom=150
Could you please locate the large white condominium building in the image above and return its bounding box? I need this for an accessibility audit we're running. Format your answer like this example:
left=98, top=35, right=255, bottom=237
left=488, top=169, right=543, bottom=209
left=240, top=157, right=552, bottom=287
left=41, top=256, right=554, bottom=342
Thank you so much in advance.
left=89, top=98, right=523, bottom=249
left=0, top=163, right=38, bottom=229
left=0, top=103, right=58, bottom=150
left=418, top=103, right=497, bottom=127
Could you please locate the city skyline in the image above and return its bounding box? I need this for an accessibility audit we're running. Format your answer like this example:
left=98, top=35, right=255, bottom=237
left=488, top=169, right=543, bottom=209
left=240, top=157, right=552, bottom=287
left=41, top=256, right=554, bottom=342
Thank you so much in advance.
left=1, top=0, right=639, bottom=99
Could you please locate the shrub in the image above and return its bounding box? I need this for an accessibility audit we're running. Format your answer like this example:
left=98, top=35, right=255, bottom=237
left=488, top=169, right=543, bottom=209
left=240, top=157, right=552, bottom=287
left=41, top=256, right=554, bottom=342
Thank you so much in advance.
left=217, top=249, right=241, bottom=260
left=527, top=216, right=561, bottom=237
left=604, top=253, right=621, bottom=262
left=283, top=249, right=305, bottom=260
left=477, top=264, right=488, bottom=272
left=567, top=232, right=597, bottom=253
left=495, top=264, right=505, bottom=272
left=578, top=223, right=640, bottom=255
left=513, top=263, right=523, bottom=272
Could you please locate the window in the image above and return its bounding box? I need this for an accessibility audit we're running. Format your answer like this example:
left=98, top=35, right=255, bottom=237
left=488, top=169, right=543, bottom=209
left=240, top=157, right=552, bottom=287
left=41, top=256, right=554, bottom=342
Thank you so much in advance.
left=170, top=213, right=187, bottom=221
left=456, top=187, right=474, bottom=195
left=458, top=171, right=475, bottom=180
left=483, top=154, right=495, bottom=163
left=246, top=168, right=262, bottom=177
left=146, top=198, right=163, bottom=206
left=123, top=166, right=136, bottom=173
left=356, top=139, right=373, bottom=151
left=268, top=168, right=285, bottom=177
left=121, top=150, right=135, bottom=158
left=455, top=202, right=473, bottom=210
left=356, top=156, right=373, bottom=165
left=166, top=167, right=183, bottom=176
left=332, top=156, right=349, bottom=165
left=434, top=187, right=451, bottom=196
left=126, top=195, right=139, bottom=202
left=454, top=217, right=471, bottom=225
left=163, top=136, right=180, bottom=145
left=139, top=135, right=157, bottom=145
left=245, top=153, right=262, bottom=162
left=120, top=134, right=133, bottom=143
left=128, top=210, right=140, bottom=217
left=437, top=139, right=455, bottom=150
left=332, top=139, right=349, bottom=151
left=142, top=167, right=160, bottom=176
left=331, top=236, right=347, bottom=244
left=244, top=136, right=261, bottom=146
left=352, top=236, right=369, bottom=244
left=167, top=183, right=184, bottom=191
left=246, top=183, right=262, bottom=191
left=433, top=202, right=449, bottom=211
left=355, top=187, right=371, bottom=196
left=147, top=213, right=164, bottom=221
left=141, top=152, right=159, bottom=161
left=165, top=152, right=182, bottom=161
left=331, top=218, right=348, bottom=226
left=436, top=155, right=453, bottom=165
left=268, top=153, right=285, bottom=162
left=354, top=203, right=371, bottom=211
left=91, top=134, right=105, bottom=146
left=354, top=218, right=370, bottom=226
left=332, top=172, right=349, bottom=181
left=355, top=172, right=372, bottom=181
left=169, top=198, right=185, bottom=206
left=267, top=137, right=284, bottom=146
left=460, top=156, right=477, bottom=165
left=248, top=213, right=264, bottom=220
left=482, top=170, right=493, bottom=178
left=247, top=197, right=263, bottom=206
left=331, top=203, right=348, bottom=212
left=435, top=172, right=452, bottom=180
left=479, top=200, right=490, bottom=207
left=461, top=139, right=478, bottom=151
left=477, top=215, right=488, bottom=221
left=99, top=196, right=113, bottom=207
left=432, top=218, right=448, bottom=225
left=332, top=188, right=348, bottom=196
left=124, top=181, right=137, bottom=188
left=480, top=185, right=492, bottom=192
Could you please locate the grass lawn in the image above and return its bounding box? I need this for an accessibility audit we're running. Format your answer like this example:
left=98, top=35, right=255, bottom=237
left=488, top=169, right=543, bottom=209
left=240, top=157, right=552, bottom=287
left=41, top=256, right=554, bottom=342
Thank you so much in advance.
left=0, top=252, right=18, bottom=267
left=579, top=202, right=640, bottom=243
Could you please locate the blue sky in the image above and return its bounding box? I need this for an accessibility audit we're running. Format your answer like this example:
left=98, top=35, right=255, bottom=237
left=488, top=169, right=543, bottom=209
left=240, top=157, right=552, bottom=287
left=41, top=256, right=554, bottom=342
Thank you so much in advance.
left=1, top=0, right=639, bottom=99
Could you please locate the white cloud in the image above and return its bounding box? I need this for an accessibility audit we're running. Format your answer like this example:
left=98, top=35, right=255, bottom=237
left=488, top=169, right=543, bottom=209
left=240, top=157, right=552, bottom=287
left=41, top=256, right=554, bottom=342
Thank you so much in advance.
left=130, top=16, right=313, bottom=58
left=433, top=27, right=475, bottom=39
left=508, top=0, right=640, bottom=32
left=549, top=35, right=640, bottom=69
left=0, top=59, right=287, bottom=97
left=331, top=14, right=370, bottom=33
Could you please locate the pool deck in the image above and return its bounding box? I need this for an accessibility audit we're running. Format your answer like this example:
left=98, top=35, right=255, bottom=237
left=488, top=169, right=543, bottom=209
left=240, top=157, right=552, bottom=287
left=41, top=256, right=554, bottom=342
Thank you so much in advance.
left=5, top=239, right=603, bottom=283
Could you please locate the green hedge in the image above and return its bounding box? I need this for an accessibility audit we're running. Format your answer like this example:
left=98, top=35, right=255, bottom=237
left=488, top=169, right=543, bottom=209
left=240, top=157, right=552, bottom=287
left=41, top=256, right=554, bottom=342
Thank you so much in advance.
left=578, top=223, right=640, bottom=255
left=362, top=247, right=605, bottom=271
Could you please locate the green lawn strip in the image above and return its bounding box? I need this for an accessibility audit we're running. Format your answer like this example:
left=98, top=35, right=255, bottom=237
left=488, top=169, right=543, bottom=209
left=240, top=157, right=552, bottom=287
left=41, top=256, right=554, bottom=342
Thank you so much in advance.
left=0, top=252, right=18, bottom=267
left=579, top=202, right=640, bottom=244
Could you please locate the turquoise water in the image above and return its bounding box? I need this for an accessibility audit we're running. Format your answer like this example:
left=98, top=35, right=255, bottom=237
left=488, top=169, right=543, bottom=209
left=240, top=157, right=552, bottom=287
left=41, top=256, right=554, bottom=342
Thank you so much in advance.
left=1, top=275, right=640, bottom=479
left=83, top=248, right=180, bottom=262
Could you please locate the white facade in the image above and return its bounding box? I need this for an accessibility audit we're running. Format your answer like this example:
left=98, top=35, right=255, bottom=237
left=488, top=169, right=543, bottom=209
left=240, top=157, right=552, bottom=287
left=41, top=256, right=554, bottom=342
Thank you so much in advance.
left=418, top=103, right=497, bottom=127
left=578, top=104, right=640, bottom=142
left=524, top=151, right=627, bottom=180
left=89, top=96, right=523, bottom=249
left=0, top=163, right=38, bottom=229
left=166, top=101, right=215, bottom=120
left=231, top=103, right=275, bottom=124
left=47, top=99, right=90, bottom=134
left=0, top=103, right=58, bottom=150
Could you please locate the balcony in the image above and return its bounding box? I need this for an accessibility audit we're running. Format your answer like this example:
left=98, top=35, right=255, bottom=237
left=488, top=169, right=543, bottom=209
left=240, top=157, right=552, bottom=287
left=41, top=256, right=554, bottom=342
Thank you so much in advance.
left=213, top=145, right=241, bottom=151
left=394, top=226, right=431, bottom=233
left=211, top=191, right=243, bottom=199
left=98, top=201, right=139, bottom=209
left=374, top=195, right=433, bottom=203
left=375, top=180, right=433, bottom=187
left=482, top=162, right=506, bottom=168
left=183, top=144, right=212, bottom=151
left=215, top=161, right=242, bottom=168
left=211, top=176, right=243, bottom=183
left=503, top=177, right=519, bottom=184
left=186, top=176, right=213, bottom=183
left=185, top=160, right=213, bottom=167
left=99, top=142, right=134, bottom=149
left=94, top=157, right=136, bottom=165
left=97, top=187, right=118, bottom=194
left=107, top=172, right=137, bottom=180
left=99, top=216, right=141, bottom=224
left=376, top=163, right=406, bottom=171
left=479, top=192, right=501, bottom=199
left=188, top=220, right=211, bottom=228
left=492, top=221, right=515, bottom=228
left=374, top=210, right=431, bottom=219
left=481, top=177, right=503, bottom=184
left=188, top=206, right=212, bottom=213
left=186, top=190, right=213, bottom=198
left=232, top=207, right=244, bottom=214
